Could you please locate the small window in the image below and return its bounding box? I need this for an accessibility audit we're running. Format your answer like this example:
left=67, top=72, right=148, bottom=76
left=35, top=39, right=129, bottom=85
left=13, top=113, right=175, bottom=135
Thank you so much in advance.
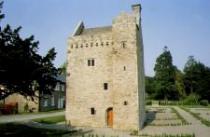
left=44, top=100, right=48, bottom=107
left=86, top=43, right=88, bottom=48
left=123, top=66, right=126, bottom=71
left=104, top=83, right=108, bottom=90
left=91, top=108, right=95, bottom=115
left=71, top=45, right=73, bottom=48
left=96, top=43, right=98, bottom=46
left=124, top=101, right=128, bottom=106
left=51, top=96, right=55, bottom=106
left=80, top=44, right=83, bottom=48
left=122, top=41, right=126, bottom=48
left=101, top=42, right=104, bottom=46
left=106, top=42, right=109, bottom=46
left=87, top=59, right=95, bottom=66
left=90, top=42, right=93, bottom=47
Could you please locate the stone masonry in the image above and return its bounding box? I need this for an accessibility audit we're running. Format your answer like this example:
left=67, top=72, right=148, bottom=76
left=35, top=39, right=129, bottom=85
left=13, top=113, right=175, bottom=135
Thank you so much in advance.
left=66, top=4, right=145, bottom=131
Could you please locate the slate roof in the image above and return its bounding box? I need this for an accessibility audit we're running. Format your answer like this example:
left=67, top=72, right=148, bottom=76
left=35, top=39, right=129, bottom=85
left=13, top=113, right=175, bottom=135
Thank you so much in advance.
left=80, top=26, right=112, bottom=35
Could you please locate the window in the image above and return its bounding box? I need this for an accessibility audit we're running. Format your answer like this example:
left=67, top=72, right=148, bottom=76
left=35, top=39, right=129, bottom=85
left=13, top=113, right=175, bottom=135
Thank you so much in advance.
left=51, top=96, right=55, bottom=106
left=44, top=99, right=48, bottom=107
left=122, top=41, right=126, bottom=48
left=123, top=66, right=126, bottom=71
left=61, top=84, right=65, bottom=91
left=124, top=101, right=128, bottom=106
left=55, top=83, right=60, bottom=91
left=104, top=83, right=108, bottom=90
left=91, top=108, right=95, bottom=115
left=87, top=59, right=95, bottom=66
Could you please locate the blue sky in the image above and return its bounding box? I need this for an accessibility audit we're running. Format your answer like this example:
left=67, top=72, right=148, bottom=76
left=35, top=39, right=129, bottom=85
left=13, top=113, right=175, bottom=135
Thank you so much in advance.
left=1, top=0, right=210, bottom=76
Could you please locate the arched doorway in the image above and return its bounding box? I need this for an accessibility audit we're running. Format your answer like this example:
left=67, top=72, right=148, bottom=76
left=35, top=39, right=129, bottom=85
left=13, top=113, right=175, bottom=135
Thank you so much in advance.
left=106, top=107, right=113, bottom=127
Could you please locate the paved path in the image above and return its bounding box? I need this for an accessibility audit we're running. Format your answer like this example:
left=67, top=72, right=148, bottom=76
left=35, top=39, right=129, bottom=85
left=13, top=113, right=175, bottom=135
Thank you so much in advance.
left=0, top=111, right=64, bottom=123
left=140, top=106, right=210, bottom=137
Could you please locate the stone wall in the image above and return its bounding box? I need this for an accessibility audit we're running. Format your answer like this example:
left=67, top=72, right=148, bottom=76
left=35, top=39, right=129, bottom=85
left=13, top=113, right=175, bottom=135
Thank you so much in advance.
left=66, top=4, right=145, bottom=131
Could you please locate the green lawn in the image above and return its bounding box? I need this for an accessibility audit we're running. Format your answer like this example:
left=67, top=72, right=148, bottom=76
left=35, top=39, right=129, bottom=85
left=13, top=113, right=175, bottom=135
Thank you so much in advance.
left=33, top=115, right=65, bottom=124
left=0, top=123, right=76, bottom=137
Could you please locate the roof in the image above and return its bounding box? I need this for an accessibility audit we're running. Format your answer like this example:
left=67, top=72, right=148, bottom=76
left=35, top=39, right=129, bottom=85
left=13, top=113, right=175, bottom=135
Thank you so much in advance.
left=80, top=26, right=112, bottom=35
left=56, top=75, right=66, bottom=83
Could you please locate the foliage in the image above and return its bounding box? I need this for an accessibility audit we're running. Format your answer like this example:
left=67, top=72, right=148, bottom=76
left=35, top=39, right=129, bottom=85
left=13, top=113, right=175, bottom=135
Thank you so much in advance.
left=183, top=56, right=210, bottom=101
left=58, top=61, right=67, bottom=75
left=145, top=76, right=156, bottom=97
left=182, top=93, right=200, bottom=105
left=200, top=100, right=208, bottom=106
left=175, top=68, right=186, bottom=98
left=146, top=100, right=152, bottom=105
left=0, top=2, right=58, bottom=100
left=153, top=46, right=179, bottom=100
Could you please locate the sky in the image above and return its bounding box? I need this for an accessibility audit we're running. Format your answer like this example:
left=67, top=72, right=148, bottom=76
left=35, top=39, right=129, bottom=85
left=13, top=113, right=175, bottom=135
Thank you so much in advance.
left=1, top=0, right=210, bottom=76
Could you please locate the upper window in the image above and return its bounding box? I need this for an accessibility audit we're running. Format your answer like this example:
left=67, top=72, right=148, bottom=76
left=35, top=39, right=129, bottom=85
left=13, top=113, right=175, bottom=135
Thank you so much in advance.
left=104, top=83, right=108, bottom=90
left=88, top=59, right=95, bottom=66
left=122, top=41, right=127, bottom=48
left=91, top=108, right=95, bottom=115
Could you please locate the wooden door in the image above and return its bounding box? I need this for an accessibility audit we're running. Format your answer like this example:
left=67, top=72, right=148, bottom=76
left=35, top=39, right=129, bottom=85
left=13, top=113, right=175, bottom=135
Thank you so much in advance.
left=107, top=108, right=113, bottom=127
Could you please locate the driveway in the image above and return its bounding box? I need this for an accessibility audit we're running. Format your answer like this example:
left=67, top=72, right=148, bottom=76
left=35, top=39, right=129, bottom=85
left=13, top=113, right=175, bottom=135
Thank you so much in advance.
left=0, top=111, right=64, bottom=123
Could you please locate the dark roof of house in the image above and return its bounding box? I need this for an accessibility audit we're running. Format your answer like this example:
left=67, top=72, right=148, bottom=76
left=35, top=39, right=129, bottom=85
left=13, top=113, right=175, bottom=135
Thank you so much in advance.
left=56, top=75, right=66, bottom=83
left=80, top=26, right=112, bottom=35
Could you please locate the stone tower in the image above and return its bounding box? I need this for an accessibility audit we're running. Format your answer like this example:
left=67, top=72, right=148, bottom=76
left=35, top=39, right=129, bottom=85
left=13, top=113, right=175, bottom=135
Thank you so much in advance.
left=66, top=4, right=145, bottom=130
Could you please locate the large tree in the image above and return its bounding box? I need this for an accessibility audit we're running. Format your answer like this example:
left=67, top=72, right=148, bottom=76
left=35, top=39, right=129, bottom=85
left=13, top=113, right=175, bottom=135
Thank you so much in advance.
left=184, top=56, right=210, bottom=101
left=153, top=46, right=179, bottom=100
left=0, top=2, right=58, bottom=100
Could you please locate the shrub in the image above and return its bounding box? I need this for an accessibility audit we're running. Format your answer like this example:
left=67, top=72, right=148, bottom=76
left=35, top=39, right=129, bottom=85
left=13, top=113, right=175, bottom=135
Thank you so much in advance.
left=182, top=93, right=200, bottom=105
left=200, top=100, right=208, bottom=106
left=146, top=100, right=152, bottom=105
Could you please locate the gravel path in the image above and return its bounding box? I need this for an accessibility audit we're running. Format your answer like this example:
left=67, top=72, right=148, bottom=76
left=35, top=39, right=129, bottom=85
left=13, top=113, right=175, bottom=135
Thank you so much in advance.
left=0, top=111, right=64, bottom=123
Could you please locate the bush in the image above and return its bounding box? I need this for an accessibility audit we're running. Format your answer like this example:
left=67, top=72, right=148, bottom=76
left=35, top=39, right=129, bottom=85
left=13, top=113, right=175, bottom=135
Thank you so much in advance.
left=146, top=100, right=152, bottom=105
left=200, top=100, right=208, bottom=106
left=182, top=93, right=200, bottom=105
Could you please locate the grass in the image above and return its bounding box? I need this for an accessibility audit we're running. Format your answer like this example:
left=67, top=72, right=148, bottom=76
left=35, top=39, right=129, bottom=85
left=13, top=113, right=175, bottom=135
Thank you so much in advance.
left=33, top=115, right=65, bottom=124
left=19, top=109, right=64, bottom=115
left=180, top=106, right=210, bottom=126
left=0, top=123, right=76, bottom=137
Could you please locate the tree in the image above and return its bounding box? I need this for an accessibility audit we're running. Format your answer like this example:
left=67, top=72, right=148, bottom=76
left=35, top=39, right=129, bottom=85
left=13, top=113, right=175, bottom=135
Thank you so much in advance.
left=153, top=46, right=179, bottom=100
left=0, top=2, right=58, bottom=100
left=175, top=67, right=186, bottom=98
left=184, top=56, right=210, bottom=101
left=58, top=61, right=67, bottom=75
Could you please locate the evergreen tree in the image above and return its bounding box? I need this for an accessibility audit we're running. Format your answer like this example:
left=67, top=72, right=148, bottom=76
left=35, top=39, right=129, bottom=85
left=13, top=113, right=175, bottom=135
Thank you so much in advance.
left=153, top=46, right=178, bottom=100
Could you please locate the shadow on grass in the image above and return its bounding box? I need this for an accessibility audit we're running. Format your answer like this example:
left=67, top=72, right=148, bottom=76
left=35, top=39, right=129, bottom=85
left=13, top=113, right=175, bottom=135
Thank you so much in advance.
left=0, top=123, right=85, bottom=137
